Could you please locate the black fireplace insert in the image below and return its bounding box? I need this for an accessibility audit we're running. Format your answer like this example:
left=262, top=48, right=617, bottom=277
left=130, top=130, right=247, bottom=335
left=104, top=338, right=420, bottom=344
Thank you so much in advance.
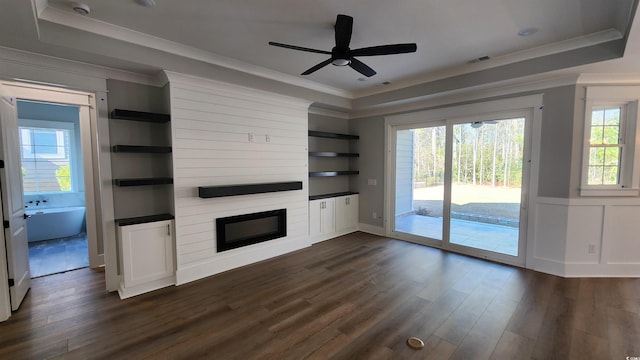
left=216, top=209, right=286, bottom=252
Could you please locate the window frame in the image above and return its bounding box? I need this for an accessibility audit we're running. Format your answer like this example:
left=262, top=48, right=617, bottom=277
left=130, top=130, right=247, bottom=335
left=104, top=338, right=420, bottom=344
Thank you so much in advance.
left=580, top=86, right=640, bottom=196
left=18, top=118, right=79, bottom=194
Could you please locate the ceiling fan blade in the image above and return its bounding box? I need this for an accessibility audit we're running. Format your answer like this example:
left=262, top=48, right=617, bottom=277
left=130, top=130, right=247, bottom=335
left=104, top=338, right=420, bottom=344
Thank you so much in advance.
left=301, top=58, right=333, bottom=75
left=268, top=42, right=331, bottom=55
left=351, top=43, right=417, bottom=57
left=349, top=57, right=376, bottom=77
left=335, top=14, right=353, bottom=49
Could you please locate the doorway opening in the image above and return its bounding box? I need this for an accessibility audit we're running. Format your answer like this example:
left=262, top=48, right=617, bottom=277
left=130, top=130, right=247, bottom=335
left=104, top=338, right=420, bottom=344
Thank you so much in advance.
left=18, top=100, right=89, bottom=277
left=390, top=110, right=532, bottom=266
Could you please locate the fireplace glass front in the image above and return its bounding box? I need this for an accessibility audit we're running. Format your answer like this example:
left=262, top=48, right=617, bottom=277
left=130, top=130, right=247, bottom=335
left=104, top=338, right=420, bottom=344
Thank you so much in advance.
left=216, top=209, right=286, bottom=252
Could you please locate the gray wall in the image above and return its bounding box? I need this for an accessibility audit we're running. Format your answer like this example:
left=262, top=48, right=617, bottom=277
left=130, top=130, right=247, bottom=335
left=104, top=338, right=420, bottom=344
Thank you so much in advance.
left=538, top=85, right=577, bottom=198
left=106, top=79, right=173, bottom=220
left=350, top=85, right=578, bottom=228
left=349, top=116, right=386, bottom=227
left=308, top=113, right=353, bottom=197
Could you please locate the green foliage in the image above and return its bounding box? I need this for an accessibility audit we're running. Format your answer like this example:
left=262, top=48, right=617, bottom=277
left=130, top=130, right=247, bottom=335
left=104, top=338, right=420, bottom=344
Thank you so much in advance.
left=55, top=165, right=71, bottom=191
left=22, top=167, right=26, bottom=177
left=412, top=118, right=525, bottom=188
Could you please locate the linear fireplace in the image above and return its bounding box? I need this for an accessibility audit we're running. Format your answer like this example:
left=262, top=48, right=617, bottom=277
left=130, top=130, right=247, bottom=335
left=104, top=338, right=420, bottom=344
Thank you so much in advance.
left=216, top=209, right=287, bottom=252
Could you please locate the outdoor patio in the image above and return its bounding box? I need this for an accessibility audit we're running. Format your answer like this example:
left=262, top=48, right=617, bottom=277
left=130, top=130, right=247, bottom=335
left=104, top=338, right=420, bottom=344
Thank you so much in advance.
left=394, top=213, right=519, bottom=256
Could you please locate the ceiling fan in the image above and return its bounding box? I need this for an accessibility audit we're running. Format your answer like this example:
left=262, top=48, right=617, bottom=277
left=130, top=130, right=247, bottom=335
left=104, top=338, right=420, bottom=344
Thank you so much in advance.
left=471, top=120, right=499, bottom=128
left=268, top=14, right=417, bottom=77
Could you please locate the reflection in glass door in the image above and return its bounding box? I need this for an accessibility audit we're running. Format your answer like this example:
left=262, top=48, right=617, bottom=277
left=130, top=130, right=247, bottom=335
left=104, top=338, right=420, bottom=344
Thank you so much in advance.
left=448, top=118, right=525, bottom=256
left=394, top=126, right=446, bottom=241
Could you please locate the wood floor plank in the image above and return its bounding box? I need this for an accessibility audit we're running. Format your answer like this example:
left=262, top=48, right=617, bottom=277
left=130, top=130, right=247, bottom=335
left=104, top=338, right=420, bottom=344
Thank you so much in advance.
left=0, top=232, right=638, bottom=360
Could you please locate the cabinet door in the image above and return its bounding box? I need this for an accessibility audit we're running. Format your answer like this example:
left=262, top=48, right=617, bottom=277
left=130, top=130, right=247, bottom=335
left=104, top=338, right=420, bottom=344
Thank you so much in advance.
left=336, top=195, right=359, bottom=231
left=321, top=198, right=335, bottom=234
left=335, top=196, right=349, bottom=232
left=347, top=195, right=359, bottom=228
left=120, top=220, right=174, bottom=288
left=309, top=199, right=323, bottom=237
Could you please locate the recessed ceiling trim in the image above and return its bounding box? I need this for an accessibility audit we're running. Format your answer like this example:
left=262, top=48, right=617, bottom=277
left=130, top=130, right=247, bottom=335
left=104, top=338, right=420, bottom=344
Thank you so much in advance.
left=35, top=3, right=354, bottom=99
left=352, top=28, right=623, bottom=99
left=351, top=74, right=581, bottom=119
left=577, top=72, right=640, bottom=84
left=308, top=106, right=349, bottom=119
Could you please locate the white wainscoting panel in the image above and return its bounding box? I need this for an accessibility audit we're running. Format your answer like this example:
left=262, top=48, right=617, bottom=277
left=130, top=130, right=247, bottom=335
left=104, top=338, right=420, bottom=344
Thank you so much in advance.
left=606, top=205, right=640, bottom=264
left=532, top=201, right=568, bottom=276
left=165, top=72, right=312, bottom=285
left=533, top=197, right=640, bottom=277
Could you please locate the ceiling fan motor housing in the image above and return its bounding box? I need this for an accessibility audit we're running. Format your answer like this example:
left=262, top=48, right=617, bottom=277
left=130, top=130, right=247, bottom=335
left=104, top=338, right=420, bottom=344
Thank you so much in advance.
left=331, top=47, right=351, bottom=66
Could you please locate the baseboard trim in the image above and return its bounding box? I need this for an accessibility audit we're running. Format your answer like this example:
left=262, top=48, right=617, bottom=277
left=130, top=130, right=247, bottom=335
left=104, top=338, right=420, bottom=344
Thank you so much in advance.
left=118, top=277, right=175, bottom=299
left=357, top=223, right=386, bottom=237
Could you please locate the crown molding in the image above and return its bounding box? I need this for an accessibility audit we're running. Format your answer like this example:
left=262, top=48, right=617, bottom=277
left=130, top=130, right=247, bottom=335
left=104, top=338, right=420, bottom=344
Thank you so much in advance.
left=350, top=74, right=581, bottom=119
left=35, top=3, right=352, bottom=99
left=352, top=29, right=622, bottom=99
left=577, top=72, right=640, bottom=84
left=308, top=106, right=350, bottom=119
left=0, top=45, right=158, bottom=89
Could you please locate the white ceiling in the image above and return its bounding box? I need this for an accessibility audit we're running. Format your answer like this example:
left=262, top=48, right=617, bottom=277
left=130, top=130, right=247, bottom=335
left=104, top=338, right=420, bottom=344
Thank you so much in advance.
left=0, top=0, right=638, bottom=100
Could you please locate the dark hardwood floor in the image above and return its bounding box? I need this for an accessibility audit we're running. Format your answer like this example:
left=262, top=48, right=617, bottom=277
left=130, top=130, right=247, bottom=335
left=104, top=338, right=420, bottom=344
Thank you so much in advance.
left=0, top=232, right=638, bottom=359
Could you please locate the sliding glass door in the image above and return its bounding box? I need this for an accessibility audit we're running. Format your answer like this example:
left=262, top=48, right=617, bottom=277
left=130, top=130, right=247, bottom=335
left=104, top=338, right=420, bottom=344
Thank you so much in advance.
left=394, top=125, right=446, bottom=242
left=391, top=113, right=530, bottom=265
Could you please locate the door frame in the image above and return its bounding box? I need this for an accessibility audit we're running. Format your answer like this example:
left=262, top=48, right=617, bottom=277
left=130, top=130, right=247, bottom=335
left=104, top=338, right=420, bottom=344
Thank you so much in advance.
left=384, top=94, right=543, bottom=268
left=0, top=80, right=115, bottom=319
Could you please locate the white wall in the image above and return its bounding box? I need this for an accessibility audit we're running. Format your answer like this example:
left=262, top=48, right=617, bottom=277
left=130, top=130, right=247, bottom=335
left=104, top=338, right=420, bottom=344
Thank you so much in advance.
left=165, top=72, right=312, bottom=285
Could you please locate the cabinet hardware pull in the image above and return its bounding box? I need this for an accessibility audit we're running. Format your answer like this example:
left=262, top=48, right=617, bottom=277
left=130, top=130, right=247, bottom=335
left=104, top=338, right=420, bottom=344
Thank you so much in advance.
left=167, top=224, right=170, bottom=236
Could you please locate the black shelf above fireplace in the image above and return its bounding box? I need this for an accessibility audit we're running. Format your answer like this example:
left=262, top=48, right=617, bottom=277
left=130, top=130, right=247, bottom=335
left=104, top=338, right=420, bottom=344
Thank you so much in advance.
left=198, top=181, right=303, bottom=198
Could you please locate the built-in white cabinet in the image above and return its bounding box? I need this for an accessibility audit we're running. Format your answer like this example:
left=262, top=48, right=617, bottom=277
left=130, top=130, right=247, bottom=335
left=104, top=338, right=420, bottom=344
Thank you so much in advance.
left=335, top=194, right=359, bottom=233
left=309, top=198, right=336, bottom=242
left=117, top=219, right=175, bottom=299
left=309, top=194, right=358, bottom=243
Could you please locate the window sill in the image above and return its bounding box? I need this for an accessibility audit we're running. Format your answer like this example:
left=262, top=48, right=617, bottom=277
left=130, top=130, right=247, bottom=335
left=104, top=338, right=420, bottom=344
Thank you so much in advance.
left=579, top=188, right=640, bottom=197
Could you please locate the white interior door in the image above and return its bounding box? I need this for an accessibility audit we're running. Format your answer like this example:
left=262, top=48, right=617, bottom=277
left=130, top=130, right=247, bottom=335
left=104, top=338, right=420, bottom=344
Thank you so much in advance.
left=0, top=89, right=31, bottom=311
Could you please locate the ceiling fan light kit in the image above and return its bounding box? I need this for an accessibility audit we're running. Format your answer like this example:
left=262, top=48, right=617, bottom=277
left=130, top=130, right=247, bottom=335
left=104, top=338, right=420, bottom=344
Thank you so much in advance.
left=269, top=14, right=417, bottom=77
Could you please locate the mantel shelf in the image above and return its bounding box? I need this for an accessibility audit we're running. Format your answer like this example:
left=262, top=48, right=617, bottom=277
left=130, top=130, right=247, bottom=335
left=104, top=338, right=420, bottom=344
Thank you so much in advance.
left=309, top=171, right=359, bottom=177
left=308, top=130, right=359, bottom=140
left=199, top=181, right=303, bottom=198
left=112, top=145, right=172, bottom=153
left=309, top=152, right=359, bottom=157
left=114, top=178, right=173, bottom=187
left=110, top=109, right=170, bottom=123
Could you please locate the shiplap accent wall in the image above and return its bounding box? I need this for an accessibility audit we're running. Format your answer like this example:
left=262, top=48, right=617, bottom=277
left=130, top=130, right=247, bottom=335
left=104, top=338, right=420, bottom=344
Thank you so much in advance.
left=164, top=72, right=312, bottom=285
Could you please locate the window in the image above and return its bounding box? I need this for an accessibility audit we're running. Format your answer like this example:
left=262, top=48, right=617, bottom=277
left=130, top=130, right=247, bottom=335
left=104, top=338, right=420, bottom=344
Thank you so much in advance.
left=19, top=120, right=75, bottom=194
left=587, top=106, right=624, bottom=185
left=581, top=86, right=640, bottom=196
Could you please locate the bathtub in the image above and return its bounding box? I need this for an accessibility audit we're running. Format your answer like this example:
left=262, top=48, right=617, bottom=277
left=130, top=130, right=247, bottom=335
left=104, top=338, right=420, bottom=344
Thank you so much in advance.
left=25, top=206, right=86, bottom=242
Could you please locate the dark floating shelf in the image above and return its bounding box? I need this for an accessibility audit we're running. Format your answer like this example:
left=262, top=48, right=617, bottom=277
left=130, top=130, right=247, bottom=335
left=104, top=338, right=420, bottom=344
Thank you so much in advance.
left=199, top=181, right=303, bottom=198
left=308, top=130, right=359, bottom=140
left=114, top=177, right=173, bottom=187
left=309, top=152, right=359, bottom=157
left=112, top=145, right=172, bottom=153
left=115, top=213, right=174, bottom=227
left=309, top=171, right=359, bottom=177
left=309, top=191, right=359, bottom=201
left=110, top=109, right=170, bottom=123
